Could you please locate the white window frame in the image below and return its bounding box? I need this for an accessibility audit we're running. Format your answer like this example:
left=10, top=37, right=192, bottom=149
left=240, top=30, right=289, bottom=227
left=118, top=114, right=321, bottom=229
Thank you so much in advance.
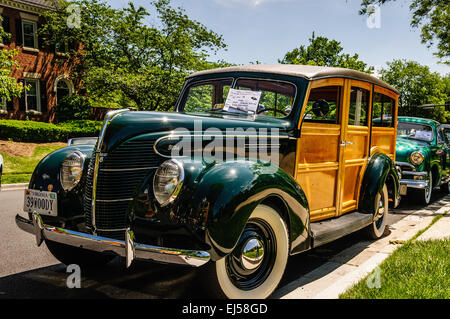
left=24, top=78, right=41, bottom=113
left=22, top=19, right=38, bottom=49
left=0, top=98, right=6, bottom=113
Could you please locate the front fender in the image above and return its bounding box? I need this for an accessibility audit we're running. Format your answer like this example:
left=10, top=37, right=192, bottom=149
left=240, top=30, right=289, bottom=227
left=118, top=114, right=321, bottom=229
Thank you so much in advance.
left=359, top=153, right=399, bottom=213
left=29, top=145, right=95, bottom=220
left=133, top=159, right=310, bottom=261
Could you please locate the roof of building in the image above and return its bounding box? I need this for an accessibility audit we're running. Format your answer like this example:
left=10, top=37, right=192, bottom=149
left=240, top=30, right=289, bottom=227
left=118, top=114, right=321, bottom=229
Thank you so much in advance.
left=13, top=0, right=54, bottom=9
left=188, top=64, right=398, bottom=94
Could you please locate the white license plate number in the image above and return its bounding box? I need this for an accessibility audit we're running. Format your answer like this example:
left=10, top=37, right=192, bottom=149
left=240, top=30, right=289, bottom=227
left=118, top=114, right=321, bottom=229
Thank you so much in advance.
left=23, top=190, right=58, bottom=216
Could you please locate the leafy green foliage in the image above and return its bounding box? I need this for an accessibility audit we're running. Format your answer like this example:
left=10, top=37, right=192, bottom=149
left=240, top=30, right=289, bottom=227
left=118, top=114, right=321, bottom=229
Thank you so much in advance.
left=54, top=94, right=92, bottom=122
left=39, top=0, right=227, bottom=111
left=360, top=0, right=450, bottom=64
left=380, top=59, right=449, bottom=122
left=0, top=17, right=25, bottom=103
left=279, top=32, right=374, bottom=73
left=0, top=119, right=102, bottom=142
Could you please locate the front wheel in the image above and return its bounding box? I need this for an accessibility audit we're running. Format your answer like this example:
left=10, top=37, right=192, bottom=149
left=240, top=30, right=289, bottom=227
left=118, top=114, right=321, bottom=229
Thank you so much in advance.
left=418, top=172, right=433, bottom=205
left=366, top=184, right=388, bottom=239
left=203, top=204, right=289, bottom=299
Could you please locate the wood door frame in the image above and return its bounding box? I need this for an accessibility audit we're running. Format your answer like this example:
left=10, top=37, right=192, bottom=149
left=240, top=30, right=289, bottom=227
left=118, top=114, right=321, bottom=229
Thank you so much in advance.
left=337, top=79, right=374, bottom=215
left=295, top=78, right=345, bottom=221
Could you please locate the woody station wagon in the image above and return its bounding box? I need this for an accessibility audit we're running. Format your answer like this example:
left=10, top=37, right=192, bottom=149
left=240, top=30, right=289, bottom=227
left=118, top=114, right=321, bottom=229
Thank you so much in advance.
left=16, top=64, right=400, bottom=299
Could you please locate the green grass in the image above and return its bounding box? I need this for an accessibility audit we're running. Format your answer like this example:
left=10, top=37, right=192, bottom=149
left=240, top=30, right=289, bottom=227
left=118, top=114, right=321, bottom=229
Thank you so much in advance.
left=1, top=145, right=65, bottom=184
left=340, top=238, right=450, bottom=299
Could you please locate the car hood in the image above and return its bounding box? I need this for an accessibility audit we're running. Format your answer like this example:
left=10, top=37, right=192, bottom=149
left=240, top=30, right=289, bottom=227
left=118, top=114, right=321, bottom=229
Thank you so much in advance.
left=395, top=137, right=430, bottom=163
left=100, top=111, right=293, bottom=152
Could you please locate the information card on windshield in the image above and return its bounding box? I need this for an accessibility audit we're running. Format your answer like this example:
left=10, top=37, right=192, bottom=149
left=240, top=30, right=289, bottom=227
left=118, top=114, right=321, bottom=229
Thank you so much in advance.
left=223, top=89, right=262, bottom=114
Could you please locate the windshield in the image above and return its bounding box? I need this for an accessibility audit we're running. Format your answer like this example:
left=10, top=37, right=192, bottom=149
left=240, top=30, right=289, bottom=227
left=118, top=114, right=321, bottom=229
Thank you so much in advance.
left=177, top=77, right=296, bottom=118
left=397, top=122, right=434, bottom=142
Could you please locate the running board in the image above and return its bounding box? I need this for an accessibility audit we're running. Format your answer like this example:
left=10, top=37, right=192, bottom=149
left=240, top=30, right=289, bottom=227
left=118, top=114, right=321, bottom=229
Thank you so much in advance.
left=310, top=212, right=373, bottom=248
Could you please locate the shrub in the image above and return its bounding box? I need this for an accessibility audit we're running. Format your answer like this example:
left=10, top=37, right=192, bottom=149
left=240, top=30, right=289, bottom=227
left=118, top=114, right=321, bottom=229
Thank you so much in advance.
left=54, top=95, right=92, bottom=123
left=0, top=119, right=102, bottom=143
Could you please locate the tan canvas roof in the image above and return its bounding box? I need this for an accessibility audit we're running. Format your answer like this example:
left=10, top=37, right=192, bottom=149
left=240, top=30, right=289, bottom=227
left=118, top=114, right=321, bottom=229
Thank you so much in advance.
left=188, top=64, right=398, bottom=94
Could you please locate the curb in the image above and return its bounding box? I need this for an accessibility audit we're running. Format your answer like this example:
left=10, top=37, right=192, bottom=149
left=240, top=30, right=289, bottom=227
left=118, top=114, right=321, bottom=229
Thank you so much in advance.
left=1, top=183, right=28, bottom=191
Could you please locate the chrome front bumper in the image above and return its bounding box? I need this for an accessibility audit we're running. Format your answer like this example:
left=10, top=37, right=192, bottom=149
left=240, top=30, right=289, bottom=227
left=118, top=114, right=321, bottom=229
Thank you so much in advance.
left=15, top=212, right=210, bottom=268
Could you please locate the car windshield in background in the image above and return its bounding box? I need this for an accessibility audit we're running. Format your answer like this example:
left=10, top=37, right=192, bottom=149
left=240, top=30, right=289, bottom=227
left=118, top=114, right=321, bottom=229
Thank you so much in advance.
left=178, top=78, right=296, bottom=118
left=397, top=122, right=434, bottom=142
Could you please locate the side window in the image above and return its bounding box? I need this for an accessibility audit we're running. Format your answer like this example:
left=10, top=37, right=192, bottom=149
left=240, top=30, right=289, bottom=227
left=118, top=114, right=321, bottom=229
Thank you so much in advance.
left=182, top=79, right=232, bottom=112
left=372, top=92, right=395, bottom=127
left=305, top=86, right=341, bottom=123
left=437, top=127, right=445, bottom=144
left=349, top=87, right=369, bottom=126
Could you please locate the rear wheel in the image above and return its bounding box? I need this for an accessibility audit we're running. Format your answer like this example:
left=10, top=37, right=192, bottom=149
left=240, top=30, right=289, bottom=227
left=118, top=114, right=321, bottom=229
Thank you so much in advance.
left=45, top=240, right=115, bottom=268
left=366, top=184, right=388, bottom=239
left=203, top=204, right=289, bottom=299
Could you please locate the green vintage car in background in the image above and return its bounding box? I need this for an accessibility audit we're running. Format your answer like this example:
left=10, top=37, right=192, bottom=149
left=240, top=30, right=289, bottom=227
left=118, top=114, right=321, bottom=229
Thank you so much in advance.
left=396, top=116, right=450, bottom=205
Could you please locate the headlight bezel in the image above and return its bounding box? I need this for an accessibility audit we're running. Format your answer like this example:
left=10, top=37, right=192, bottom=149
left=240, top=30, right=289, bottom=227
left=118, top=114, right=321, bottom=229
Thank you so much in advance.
left=410, top=151, right=425, bottom=166
left=153, top=159, right=185, bottom=207
left=60, top=151, right=86, bottom=191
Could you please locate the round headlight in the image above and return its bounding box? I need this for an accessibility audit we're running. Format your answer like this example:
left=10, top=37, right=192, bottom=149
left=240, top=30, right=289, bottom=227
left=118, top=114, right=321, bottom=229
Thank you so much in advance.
left=153, top=159, right=184, bottom=206
left=60, top=151, right=85, bottom=191
left=410, top=151, right=425, bottom=165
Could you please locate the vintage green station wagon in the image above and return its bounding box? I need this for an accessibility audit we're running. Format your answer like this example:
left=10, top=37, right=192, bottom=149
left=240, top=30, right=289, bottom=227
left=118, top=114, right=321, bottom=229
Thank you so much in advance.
left=396, top=116, right=450, bottom=204
left=16, top=64, right=400, bottom=299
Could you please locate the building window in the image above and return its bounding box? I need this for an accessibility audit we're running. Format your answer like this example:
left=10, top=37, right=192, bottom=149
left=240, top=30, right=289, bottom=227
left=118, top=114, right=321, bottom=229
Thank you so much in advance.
left=57, top=80, right=70, bottom=102
left=1, top=98, right=6, bottom=112
left=54, top=75, right=74, bottom=104
left=24, top=79, right=41, bottom=112
left=22, top=20, right=38, bottom=49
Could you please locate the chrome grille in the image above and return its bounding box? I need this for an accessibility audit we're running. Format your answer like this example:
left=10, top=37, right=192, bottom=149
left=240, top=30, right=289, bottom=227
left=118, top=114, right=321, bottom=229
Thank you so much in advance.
left=83, top=139, right=162, bottom=239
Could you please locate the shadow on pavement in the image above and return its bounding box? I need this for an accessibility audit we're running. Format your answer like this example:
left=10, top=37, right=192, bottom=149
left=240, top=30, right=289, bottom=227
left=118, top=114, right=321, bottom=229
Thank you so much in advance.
left=1, top=193, right=448, bottom=299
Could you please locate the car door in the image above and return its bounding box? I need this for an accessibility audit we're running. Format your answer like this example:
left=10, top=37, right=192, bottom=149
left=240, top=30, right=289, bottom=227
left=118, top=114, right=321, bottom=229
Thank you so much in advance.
left=337, top=80, right=372, bottom=216
left=295, top=78, right=344, bottom=222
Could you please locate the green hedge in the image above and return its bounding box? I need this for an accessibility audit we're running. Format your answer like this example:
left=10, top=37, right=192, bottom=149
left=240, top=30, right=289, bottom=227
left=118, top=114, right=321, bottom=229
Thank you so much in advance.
left=0, top=120, right=102, bottom=143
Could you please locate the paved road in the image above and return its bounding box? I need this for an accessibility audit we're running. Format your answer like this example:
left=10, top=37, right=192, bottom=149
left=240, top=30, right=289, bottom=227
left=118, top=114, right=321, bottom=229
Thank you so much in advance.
left=0, top=188, right=447, bottom=299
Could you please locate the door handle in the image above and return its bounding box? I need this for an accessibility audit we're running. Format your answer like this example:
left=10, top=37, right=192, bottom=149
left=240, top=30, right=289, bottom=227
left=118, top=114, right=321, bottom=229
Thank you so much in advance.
left=340, top=141, right=354, bottom=147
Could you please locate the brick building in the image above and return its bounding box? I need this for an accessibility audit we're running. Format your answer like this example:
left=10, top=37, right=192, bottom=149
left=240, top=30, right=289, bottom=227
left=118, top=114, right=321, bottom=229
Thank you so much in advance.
left=0, top=0, right=75, bottom=122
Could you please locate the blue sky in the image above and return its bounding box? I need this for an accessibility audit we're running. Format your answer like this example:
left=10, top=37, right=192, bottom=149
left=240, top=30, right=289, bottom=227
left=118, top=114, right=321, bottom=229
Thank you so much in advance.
left=107, top=0, right=449, bottom=76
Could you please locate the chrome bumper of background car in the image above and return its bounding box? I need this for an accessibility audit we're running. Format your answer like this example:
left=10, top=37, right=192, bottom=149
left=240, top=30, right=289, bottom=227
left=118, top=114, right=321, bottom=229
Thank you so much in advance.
left=15, top=212, right=210, bottom=268
left=399, top=179, right=429, bottom=190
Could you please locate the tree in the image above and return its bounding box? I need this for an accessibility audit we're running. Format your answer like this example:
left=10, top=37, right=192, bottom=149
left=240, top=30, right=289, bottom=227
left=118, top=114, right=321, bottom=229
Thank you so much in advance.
left=0, top=17, right=24, bottom=104
left=40, top=0, right=227, bottom=111
left=360, top=0, right=450, bottom=64
left=279, top=32, right=374, bottom=73
left=380, top=59, right=449, bottom=122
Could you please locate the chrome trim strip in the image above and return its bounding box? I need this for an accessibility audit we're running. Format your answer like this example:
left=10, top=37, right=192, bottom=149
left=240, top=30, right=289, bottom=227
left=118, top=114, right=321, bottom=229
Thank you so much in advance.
left=16, top=214, right=210, bottom=268
left=91, top=152, right=100, bottom=234
left=401, top=171, right=428, bottom=177
left=95, top=198, right=133, bottom=203
left=395, top=161, right=415, bottom=171
left=153, top=133, right=289, bottom=158
left=100, top=167, right=158, bottom=172
left=92, top=109, right=129, bottom=234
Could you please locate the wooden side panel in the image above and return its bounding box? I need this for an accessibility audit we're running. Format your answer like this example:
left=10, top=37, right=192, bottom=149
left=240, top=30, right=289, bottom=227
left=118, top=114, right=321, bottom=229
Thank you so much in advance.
left=297, top=123, right=340, bottom=221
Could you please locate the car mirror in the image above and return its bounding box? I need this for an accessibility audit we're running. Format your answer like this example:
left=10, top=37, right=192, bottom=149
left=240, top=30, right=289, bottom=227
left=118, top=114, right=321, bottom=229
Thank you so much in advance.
left=312, top=100, right=330, bottom=118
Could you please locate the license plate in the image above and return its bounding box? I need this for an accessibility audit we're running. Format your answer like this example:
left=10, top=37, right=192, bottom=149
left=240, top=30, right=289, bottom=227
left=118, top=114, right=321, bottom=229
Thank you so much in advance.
left=23, top=189, right=58, bottom=216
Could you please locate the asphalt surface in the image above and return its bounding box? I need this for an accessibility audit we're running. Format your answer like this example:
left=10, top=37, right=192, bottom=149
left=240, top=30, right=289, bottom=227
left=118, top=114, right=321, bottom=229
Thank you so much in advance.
left=0, top=188, right=446, bottom=299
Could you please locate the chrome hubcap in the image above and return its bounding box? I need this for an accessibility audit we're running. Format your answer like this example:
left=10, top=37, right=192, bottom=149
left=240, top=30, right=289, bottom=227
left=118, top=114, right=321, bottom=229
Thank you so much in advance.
left=241, top=238, right=264, bottom=270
